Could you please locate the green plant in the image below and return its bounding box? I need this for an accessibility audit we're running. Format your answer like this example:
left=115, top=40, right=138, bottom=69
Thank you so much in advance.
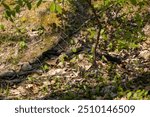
left=126, top=89, right=149, bottom=100
left=50, top=0, right=63, bottom=14
left=5, top=84, right=10, bottom=96
left=0, top=24, right=5, bottom=30
left=59, top=53, right=68, bottom=64
left=41, top=64, right=49, bottom=72
left=41, top=85, right=49, bottom=95
left=27, top=76, right=35, bottom=83
left=19, top=41, right=27, bottom=50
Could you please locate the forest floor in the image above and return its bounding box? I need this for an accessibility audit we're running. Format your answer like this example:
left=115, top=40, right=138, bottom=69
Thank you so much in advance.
left=0, top=1, right=150, bottom=100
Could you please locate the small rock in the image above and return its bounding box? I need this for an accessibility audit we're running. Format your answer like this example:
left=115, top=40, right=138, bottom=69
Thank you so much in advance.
left=139, top=50, right=150, bottom=60
left=19, top=62, right=33, bottom=71
left=78, top=54, right=84, bottom=60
